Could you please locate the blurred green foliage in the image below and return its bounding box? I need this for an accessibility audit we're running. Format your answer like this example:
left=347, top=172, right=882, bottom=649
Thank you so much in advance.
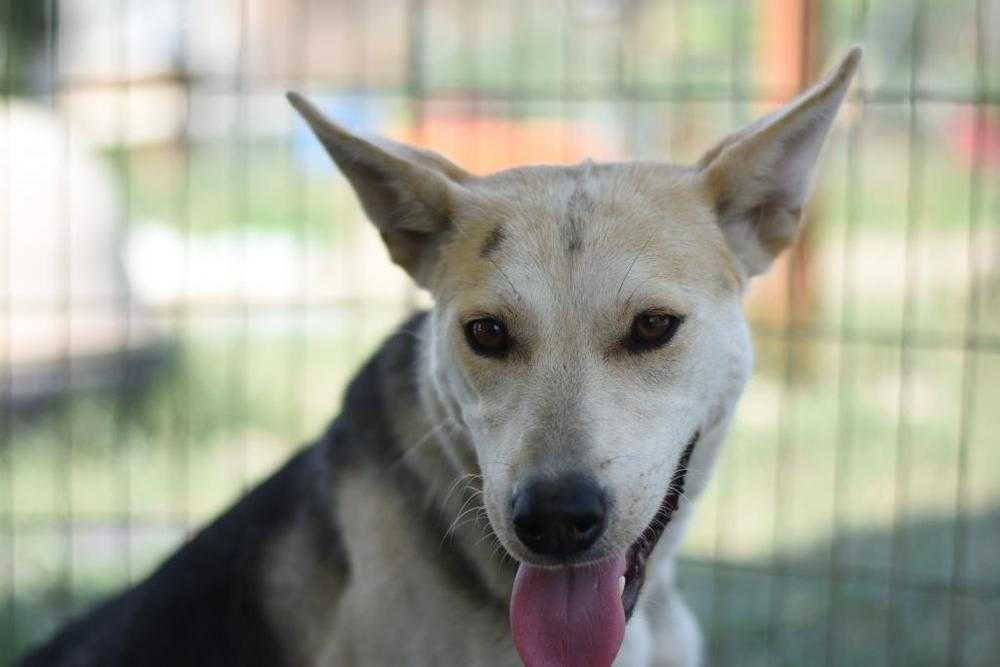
left=0, top=0, right=49, bottom=94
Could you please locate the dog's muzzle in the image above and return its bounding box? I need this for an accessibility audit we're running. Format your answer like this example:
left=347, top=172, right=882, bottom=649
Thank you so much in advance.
left=508, top=430, right=700, bottom=667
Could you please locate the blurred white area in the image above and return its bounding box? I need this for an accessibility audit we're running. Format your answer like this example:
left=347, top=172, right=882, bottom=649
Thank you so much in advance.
left=1, top=103, right=119, bottom=310
left=0, top=96, right=416, bottom=409
left=125, top=222, right=419, bottom=308
left=58, top=0, right=241, bottom=82
left=55, top=0, right=408, bottom=147
left=0, top=102, right=163, bottom=403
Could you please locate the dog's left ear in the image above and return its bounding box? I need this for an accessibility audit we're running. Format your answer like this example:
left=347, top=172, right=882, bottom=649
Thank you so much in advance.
left=698, top=47, right=862, bottom=278
left=287, top=92, right=470, bottom=288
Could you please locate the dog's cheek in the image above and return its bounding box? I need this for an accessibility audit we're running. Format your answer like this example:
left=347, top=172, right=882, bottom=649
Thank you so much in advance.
left=696, top=304, right=753, bottom=423
left=480, top=474, right=518, bottom=552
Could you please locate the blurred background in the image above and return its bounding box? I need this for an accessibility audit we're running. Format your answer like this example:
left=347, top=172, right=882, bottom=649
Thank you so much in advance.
left=1, top=0, right=998, bottom=664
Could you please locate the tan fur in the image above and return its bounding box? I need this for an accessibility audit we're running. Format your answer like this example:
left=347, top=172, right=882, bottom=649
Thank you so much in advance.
left=287, top=47, right=861, bottom=667
left=264, top=520, right=348, bottom=665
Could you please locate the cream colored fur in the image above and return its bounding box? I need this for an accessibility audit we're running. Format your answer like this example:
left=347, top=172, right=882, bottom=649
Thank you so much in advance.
left=286, top=47, right=862, bottom=666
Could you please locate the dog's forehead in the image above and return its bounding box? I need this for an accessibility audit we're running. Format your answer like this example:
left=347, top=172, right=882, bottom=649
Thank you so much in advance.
left=444, top=161, right=740, bottom=308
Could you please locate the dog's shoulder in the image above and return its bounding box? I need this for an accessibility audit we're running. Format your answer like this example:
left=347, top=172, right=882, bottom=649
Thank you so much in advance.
left=19, top=312, right=429, bottom=666
left=21, top=445, right=335, bottom=667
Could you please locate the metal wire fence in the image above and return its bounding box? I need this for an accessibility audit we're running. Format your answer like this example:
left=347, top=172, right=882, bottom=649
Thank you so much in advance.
left=1, top=0, right=998, bottom=665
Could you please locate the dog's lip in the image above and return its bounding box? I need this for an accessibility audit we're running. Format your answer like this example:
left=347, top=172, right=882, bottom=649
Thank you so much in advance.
left=509, top=554, right=614, bottom=570
left=620, top=429, right=700, bottom=619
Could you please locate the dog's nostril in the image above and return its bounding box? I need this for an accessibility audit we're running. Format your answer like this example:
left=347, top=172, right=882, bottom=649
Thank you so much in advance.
left=570, top=517, right=595, bottom=536
left=511, top=473, right=606, bottom=559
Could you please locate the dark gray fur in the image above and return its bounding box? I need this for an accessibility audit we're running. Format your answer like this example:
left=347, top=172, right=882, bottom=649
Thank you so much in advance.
left=564, top=181, right=594, bottom=254
left=479, top=224, right=506, bottom=258
left=19, top=312, right=505, bottom=666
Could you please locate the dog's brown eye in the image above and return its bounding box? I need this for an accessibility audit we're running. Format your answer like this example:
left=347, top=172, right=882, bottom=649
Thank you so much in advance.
left=628, top=311, right=682, bottom=352
left=464, top=318, right=510, bottom=357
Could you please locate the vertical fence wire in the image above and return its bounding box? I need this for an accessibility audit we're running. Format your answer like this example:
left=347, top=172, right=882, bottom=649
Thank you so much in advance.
left=113, top=0, right=134, bottom=587
left=234, top=0, right=250, bottom=493
left=558, top=2, right=569, bottom=165
left=403, top=0, right=426, bottom=315
left=2, top=0, right=13, bottom=658
left=287, top=0, right=311, bottom=452
left=172, top=0, right=193, bottom=537
left=887, top=1, right=927, bottom=663
left=767, top=2, right=817, bottom=659
left=827, top=2, right=870, bottom=663
left=947, top=1, right=989, bottom=663
left=48, top=0, right=76, bottom=622
left=708, top=4, right=749, bottom=662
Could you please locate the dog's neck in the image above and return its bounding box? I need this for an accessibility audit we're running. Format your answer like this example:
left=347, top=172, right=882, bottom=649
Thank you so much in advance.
left=417, top=346, right=520, bottom=602
left=362, top=311, right=518, bottom=603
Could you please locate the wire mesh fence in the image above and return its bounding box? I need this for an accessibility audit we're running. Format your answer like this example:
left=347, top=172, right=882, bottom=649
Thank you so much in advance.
left=1, top=0, right=998, bottom=664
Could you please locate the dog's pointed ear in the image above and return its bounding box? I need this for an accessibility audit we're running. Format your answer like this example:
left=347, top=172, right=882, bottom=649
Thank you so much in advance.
left=287, top=92, right=470, bottom=287
left=698, top=47, right=862, bottom=278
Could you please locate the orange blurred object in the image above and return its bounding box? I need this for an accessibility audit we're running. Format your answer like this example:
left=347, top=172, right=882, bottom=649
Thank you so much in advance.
left=397, top=115, right=613, bottom=174
left=950, top=106, right=1000, bottom=169
left=748, top=0, right=821, bottom=340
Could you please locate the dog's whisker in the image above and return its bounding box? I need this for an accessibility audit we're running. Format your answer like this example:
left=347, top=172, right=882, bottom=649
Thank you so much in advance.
left=444, top=517, right=481, bottom=545
left=443, top=500, right=486, bottom=546
left=622, top=274, right=658, bottom=313
left=389, top=417, right=459, bottom=471
left=615, top=235, right=656, bottom=304
left=441, top=471, right=481, bottom=507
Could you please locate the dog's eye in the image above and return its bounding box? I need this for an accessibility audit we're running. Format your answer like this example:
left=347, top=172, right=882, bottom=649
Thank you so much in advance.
left=627, top=311, right=682, bottom=352
left=464, top=317, right=510, bottom=357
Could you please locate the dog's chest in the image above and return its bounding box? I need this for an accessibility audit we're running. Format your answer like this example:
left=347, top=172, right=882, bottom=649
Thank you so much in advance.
left=312, top=470, right=519, bottom=666
left=263, top=465, right=672, bottom=666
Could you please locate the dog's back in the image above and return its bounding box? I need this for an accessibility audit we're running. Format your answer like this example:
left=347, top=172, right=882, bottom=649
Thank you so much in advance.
left=20, top=446, right=340, bottom=666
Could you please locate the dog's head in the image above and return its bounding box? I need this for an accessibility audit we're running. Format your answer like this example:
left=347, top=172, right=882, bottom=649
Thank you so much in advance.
left=292, top=47, right=859, bottom=667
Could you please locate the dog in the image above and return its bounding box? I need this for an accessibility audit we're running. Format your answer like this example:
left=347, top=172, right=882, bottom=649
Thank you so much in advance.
left=21, top=48, right=861, bottom=666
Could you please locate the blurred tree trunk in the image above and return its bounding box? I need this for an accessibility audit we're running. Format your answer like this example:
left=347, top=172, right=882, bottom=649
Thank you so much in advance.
left=749, top=0, right=822, bottom=378
left=0, top=0, right=50, bottom=94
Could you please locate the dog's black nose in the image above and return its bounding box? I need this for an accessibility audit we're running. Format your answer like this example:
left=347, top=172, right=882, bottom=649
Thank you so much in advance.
left=511, top=473, right=606, bottom=558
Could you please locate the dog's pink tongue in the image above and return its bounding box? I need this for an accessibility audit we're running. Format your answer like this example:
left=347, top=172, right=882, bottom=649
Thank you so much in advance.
left=510, top=555, right=626, bottom=667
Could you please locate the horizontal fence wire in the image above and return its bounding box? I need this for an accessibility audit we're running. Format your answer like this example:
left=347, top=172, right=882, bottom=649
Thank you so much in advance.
left=28, top=77, right=1000, bottom=107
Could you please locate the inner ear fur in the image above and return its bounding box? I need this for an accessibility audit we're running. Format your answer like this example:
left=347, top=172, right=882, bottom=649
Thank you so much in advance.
left=287, top=92, right=471, bottom=287
left=698, top=47, right=862, bottom=278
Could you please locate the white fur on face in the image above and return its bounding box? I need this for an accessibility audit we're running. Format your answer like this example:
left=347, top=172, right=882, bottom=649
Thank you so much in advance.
left=428, top=164, right=753, bottom=563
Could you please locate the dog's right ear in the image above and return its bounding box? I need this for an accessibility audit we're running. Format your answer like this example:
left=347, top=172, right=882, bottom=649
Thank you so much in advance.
left=697, top=47, right=861, bottom=279
left=287, top=92, right=470, bottom=288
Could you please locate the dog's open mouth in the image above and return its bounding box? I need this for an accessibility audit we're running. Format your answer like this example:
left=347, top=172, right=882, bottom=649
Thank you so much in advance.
left=621, top=429, right=699, bottom=619
left=509, top=431, right=699, bottom=667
